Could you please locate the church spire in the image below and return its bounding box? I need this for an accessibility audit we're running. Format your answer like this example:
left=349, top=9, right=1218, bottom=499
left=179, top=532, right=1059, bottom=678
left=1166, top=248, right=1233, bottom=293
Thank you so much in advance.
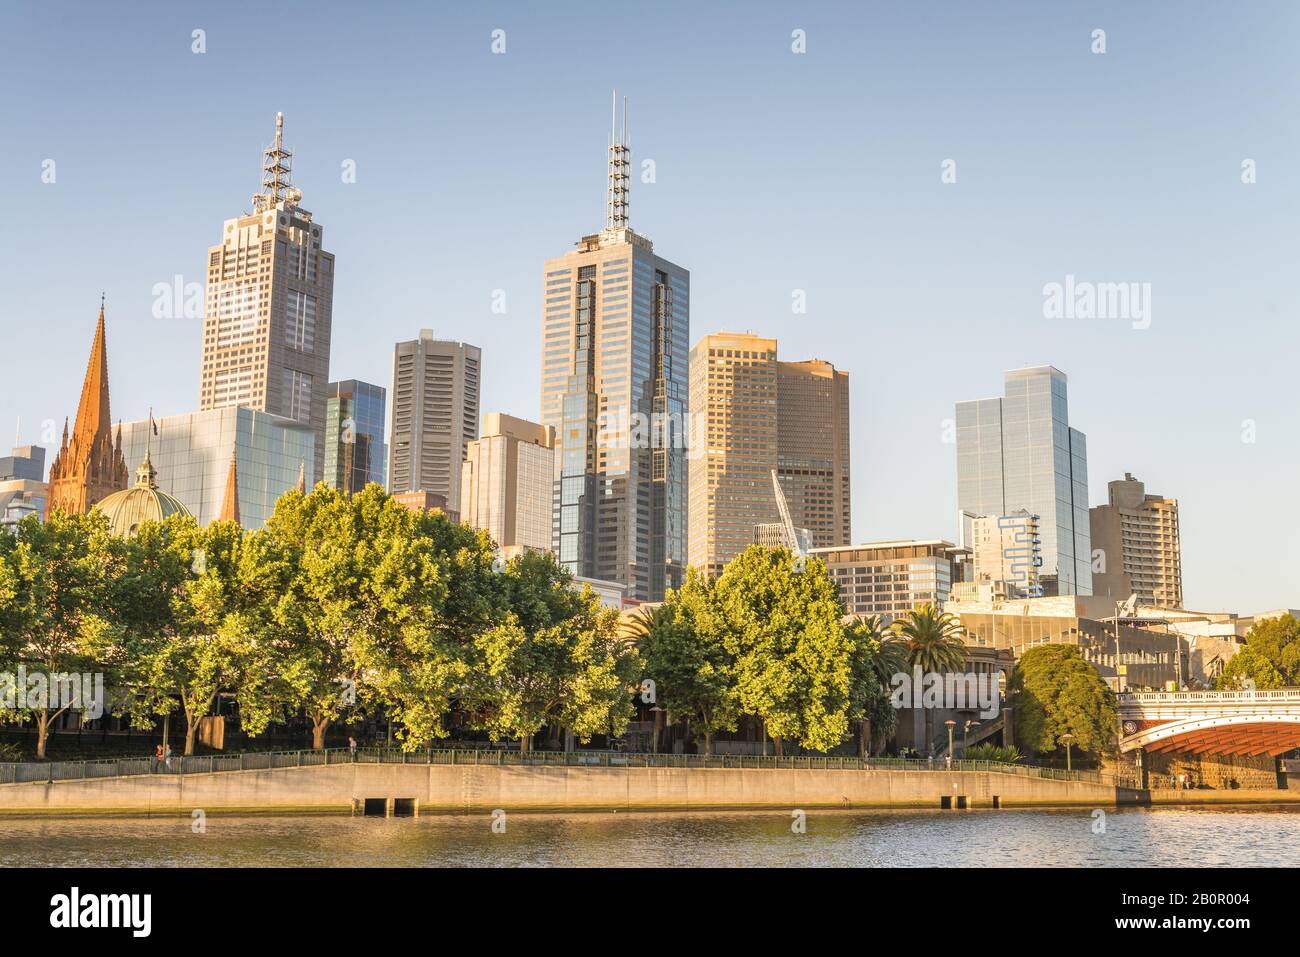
left=218, top=452, right=241, bottom=525
left=45, top=301, right=129, bottom=518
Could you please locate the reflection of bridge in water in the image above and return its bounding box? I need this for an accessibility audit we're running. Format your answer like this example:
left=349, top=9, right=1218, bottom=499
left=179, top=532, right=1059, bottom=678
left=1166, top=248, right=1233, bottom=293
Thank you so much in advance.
left=1118, top=689, right=1300, bottom=756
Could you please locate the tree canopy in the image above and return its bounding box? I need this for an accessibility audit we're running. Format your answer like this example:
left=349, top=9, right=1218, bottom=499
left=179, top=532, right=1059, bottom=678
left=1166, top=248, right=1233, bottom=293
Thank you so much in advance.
left=1010, top=644, right=1117, bottom=756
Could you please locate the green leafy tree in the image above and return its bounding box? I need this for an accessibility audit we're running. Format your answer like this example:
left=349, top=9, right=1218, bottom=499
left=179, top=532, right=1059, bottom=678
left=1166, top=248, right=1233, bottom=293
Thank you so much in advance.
left=846, top=615, right=906, bottom=758
left=262, top=484, right=456, bottom=750
left=1215, top=614, right=1300, bottom=689
left=637, top=569, right=738, bottom=755
left=1010, top=644, right=1117, bottom=757
left=0, top=511, right=128, bottom=758
left=466, top=551, right=640, bottom=753
left=712, top=546, right=853, bottom=755
left=118, top=516, right=278, bottom=755
left=887, top=603, right=967, bottom=753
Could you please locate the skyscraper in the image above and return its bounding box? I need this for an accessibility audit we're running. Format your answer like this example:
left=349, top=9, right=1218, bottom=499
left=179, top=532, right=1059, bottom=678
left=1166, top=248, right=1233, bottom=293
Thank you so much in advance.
left=460, top=413, right=556, bottom=555
left=541, top=95, right=689, bottom=602
left=688, top=332, right=779, bottom=576
left=198, top=113, right=334, bottom=480
left=324, top=379, right=387, bottom=495
left=1090, top=472, right=1183, bottom=608
left=955, top=366, right=1091, bottom=596
left=776, top=358, right=851, bottom=548
left=387, top=332, right=480, bottom=508
left=45, top=303, right=129, bottom=518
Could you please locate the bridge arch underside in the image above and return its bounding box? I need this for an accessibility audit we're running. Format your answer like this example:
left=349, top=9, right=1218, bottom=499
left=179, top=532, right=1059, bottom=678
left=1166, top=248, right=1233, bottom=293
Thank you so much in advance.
left=1123, top=715, right=1300, bottom=756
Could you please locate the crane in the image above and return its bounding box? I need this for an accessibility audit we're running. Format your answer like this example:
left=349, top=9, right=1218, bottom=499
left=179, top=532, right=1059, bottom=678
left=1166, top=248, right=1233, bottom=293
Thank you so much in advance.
left=771, top=469, right=812, bottom=569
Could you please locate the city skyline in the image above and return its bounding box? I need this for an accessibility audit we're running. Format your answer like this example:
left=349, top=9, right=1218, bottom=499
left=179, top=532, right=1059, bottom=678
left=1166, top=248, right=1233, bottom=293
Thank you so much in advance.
left=3, top=2, right=1299, bottom=612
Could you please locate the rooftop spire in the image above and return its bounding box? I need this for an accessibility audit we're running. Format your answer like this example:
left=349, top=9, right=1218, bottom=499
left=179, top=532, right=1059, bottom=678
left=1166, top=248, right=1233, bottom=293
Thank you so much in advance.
left=255, top=112, right=298, bottom=210
left=218, top=452, right=241, bottom=525
left=605, top=91, right=630, bottom=230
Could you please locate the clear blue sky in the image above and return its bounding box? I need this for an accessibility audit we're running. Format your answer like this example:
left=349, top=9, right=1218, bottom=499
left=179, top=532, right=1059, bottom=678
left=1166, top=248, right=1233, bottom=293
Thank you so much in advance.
left=2, top=0, right=1296, bottom=613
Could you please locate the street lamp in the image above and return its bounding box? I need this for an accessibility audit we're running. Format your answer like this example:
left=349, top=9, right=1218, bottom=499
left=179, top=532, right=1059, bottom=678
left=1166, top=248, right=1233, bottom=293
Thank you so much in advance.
left=945, top=719, right=956, bottom=766
left=1060, top=732, right=1075, bottom=772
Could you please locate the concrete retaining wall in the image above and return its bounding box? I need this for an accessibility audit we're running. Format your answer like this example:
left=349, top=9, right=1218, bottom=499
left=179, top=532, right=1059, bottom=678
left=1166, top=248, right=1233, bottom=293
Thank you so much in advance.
left=0, top=764, right=1140, bottom=815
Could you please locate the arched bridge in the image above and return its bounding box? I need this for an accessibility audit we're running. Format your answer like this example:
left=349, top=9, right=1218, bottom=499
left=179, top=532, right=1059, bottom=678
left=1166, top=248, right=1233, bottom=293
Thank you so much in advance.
left=1118, top=689, right=1300, bottom=756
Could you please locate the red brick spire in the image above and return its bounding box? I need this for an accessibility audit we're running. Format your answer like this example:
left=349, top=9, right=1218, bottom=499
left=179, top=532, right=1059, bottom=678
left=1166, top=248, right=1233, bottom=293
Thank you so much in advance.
left=45, top=302, right=130, bottom=517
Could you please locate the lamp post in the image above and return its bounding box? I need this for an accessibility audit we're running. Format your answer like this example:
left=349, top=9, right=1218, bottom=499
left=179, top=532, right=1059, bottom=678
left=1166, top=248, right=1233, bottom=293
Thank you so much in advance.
left=963, top=719, right=980, bottom=756
left=945, top=719, right=956, bottom=767
left=1060, top=732, right=1075, bottom=772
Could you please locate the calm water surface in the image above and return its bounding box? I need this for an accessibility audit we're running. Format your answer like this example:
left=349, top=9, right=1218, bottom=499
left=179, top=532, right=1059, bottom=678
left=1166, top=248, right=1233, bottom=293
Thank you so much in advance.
left=2, top=806, right=1298, bottom=867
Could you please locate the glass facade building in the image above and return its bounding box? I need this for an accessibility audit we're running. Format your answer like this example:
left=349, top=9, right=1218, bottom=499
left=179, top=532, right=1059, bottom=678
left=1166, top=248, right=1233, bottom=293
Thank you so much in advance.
left=541, top=230, right=689, bottom=602
left=119, top=407, right=315, bottom=529
left=324, top=379, right=387, bottom=495
left=955, top=366, right=1091, bottom=596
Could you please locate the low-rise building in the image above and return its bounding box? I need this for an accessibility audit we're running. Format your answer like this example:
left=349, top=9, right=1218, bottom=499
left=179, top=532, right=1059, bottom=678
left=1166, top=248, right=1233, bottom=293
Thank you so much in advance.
left=814, top=540, right=967, bottom=624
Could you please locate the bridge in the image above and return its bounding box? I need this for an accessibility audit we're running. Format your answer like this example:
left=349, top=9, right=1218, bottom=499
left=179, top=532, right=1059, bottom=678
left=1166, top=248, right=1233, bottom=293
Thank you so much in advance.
left=1117, top=689, right=1300, bottom=756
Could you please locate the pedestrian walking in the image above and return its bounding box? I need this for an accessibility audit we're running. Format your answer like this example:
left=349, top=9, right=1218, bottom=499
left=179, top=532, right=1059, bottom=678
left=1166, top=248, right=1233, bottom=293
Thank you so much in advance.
left=348, top=735, right=357, bottom=761
left=153, top=744, right=163, bottom=773
left=163, top=742, right=173, bottom=772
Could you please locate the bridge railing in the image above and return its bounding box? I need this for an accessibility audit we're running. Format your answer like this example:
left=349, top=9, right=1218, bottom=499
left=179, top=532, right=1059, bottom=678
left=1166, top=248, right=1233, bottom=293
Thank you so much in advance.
left=1118, top=689, right=1300, bottom=704
left=0, top=746, right=1137, bottom=788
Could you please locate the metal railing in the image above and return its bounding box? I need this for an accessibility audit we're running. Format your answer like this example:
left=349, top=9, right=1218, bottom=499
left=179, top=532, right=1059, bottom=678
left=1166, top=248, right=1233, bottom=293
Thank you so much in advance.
left=0, top=746, right=1138, bottom=787
left=1118, top=689, right=1300, bottom=704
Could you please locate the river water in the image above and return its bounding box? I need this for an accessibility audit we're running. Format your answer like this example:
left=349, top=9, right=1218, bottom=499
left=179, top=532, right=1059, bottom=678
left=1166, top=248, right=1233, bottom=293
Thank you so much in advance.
left=2, top=805, right=1297, bottom=867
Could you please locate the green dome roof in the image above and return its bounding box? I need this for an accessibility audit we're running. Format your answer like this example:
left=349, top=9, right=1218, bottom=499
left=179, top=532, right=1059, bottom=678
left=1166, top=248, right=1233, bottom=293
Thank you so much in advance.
left=95, top=449, right=192, bottom=538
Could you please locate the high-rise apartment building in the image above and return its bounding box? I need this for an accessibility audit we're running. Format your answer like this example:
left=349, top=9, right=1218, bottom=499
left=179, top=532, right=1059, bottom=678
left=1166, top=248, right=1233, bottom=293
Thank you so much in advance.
left=460, top=413, right=556, bottom=554
left=387, top=332, right=480, bottom=508
left=968, top=509, right=1043, bottom=598
left=540, top=96, right=689, bottom=602
left=1090, top=472, right=1183, bottom=608
left=777, top=359, right=851, bottom=548
left=198, top=114, right=334, bottom=481
left=955, top=366, right=1091, bottom=596
left=814, top=540, right=965, bottom=625
left=688, top=333, right=779, bottom=576
left=324, top=379, right=387, bottom=495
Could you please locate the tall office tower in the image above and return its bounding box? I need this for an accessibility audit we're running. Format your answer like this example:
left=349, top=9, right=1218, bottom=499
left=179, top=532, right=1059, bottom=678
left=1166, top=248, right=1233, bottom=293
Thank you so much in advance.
left=45, top=304, right=130, bottom=518
left=460, top=413, right=556, bottom=555
left=955, top=366, right=1091, bottom=596
left=198, top=114, right=334, bottom=481
left=776, top=359, right=851, bottom=548
left=1090, top=472, right=1183, bottom=608
left=324, top=379, right=387, bottom=495
left=540, top=95, right=689, bottom=602
left=687, top=333, right=779, bottom=576
left=387, top=332, right=480, bottom=508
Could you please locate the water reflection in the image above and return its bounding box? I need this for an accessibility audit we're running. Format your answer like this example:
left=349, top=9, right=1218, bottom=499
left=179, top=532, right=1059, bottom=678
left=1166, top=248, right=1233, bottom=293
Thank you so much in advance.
left=1, top=806, right=1297, bottom=867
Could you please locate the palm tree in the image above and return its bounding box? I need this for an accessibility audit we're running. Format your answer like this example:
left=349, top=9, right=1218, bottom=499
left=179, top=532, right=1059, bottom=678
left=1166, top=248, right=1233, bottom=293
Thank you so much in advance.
left=846, top=615, right=909, bottom=757
left=887, top=603, right=968, bottom=754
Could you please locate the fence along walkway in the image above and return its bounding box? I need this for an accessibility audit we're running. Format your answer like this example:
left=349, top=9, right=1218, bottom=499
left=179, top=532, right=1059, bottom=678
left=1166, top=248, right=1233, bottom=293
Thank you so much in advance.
left=0, top=747, right=1139, bottom=788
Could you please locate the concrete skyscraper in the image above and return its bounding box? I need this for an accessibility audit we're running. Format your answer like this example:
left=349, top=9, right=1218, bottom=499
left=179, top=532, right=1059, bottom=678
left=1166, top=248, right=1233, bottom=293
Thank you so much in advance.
left=776, top=358, right=851, bottom=549
left=955, top=366, right=1091, bottom=596
left=387, top=331, right=480, bottom=509
left=1090, top=472, right=1183, bottom=608
left=198, top=114, right=334, bottom=481
left=541, top=94, right=689, bottom=602
left=688, top=333, right=779, bottom=576
left=460, top=413, right=556, bottom=556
